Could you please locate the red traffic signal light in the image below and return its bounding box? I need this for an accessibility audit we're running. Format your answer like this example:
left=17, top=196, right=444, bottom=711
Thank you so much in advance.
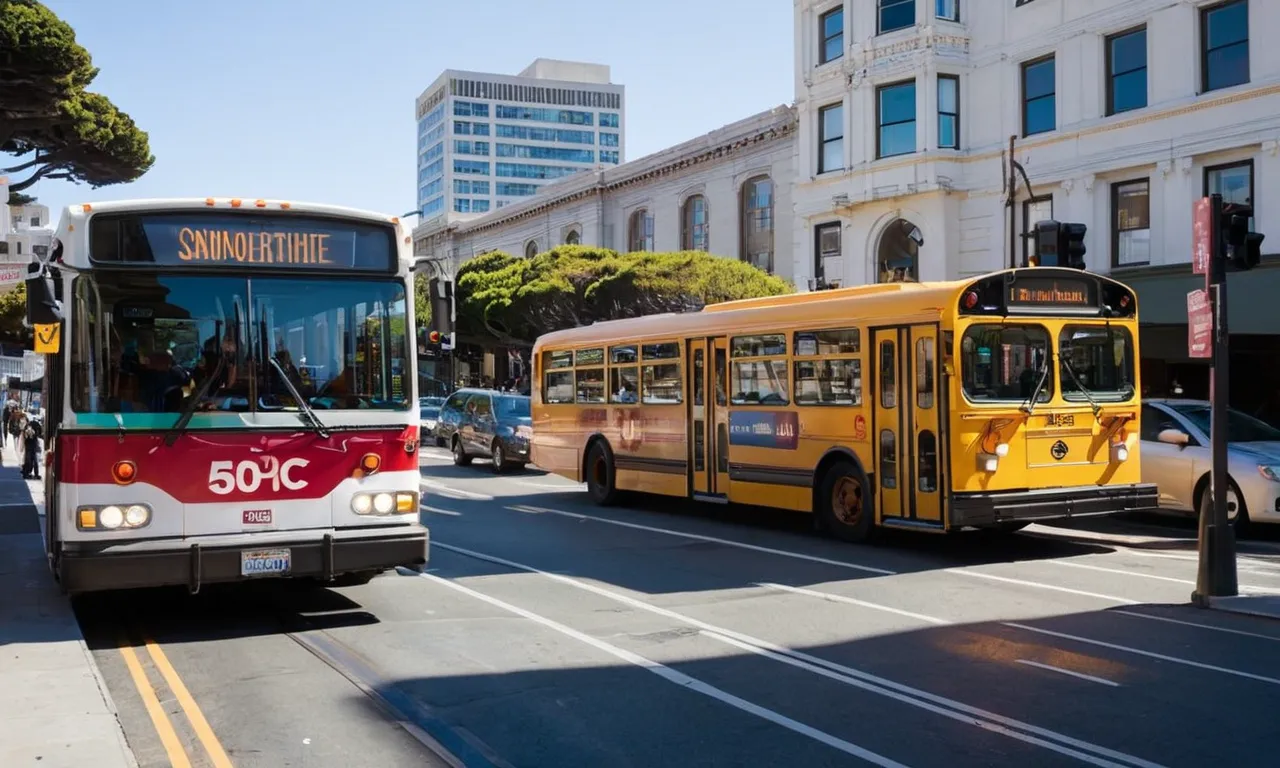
left=428, top=331, right=441, bottom=344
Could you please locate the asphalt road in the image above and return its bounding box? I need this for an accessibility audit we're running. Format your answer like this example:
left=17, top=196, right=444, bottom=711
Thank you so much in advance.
left=74, top=446, right=1280, bottom=768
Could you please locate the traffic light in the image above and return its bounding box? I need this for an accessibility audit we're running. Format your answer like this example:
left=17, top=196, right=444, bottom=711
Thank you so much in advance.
left=1031, top=221, right=1088, bottom=270
left=428, top=330, right=441, bottom=344
left=1221, top=203, right=1264, bottom=270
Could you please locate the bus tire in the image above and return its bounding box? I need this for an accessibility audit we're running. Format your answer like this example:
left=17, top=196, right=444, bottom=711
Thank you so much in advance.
left=452, top=435, right=472, bottom=466
left=585, top=442, right=619, bottom=506
left=818, top=461, right=873, bottom=543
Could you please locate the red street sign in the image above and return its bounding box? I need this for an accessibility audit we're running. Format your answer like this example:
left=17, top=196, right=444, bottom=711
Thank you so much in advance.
left=1187, top=288, right=1212, bottom=359
left=1193, top=197, right=1212, bottom=276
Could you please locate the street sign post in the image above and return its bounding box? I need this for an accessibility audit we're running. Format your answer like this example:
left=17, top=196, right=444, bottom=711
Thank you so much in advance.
left=1186, top=289, right=1212, bottom=359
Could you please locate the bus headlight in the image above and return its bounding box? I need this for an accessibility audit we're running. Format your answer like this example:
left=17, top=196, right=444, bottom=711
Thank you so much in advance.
left=351, top=491, right=418, bottom=515
left=77, top=504, right=152, bottom=531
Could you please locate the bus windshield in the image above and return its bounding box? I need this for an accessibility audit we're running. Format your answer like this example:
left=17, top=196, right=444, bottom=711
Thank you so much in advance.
left=71, top=273, right=410, bottom=420
left=1058, top=325, right=1136, bottom=403
left=960, top=324, right=1052, bottom=403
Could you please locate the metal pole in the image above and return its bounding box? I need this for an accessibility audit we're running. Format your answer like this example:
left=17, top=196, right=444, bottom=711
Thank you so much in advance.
left=1193, top=193, right=1239, bottom=604
left=1008, top=136, right=1017, bottom=270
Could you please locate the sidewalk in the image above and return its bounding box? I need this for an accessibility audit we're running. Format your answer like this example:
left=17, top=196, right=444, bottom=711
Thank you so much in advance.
left=1208, top=595, right=1280, bottom=621
left=0, top=438, right=137, bottom=767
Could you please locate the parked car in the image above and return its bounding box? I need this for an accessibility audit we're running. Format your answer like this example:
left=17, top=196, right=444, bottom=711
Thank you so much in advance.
left=1140, top=398, right=1280, bottom=530
left=419, top=402, right=442, bottom=443
left=437, top=388, right=532, bottom=472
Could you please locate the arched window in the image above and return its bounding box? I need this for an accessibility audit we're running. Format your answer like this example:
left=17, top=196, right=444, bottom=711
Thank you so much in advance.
left=565, top=229, right=581, bottom=245
left=628, top=209, right=654, bottom=252
left=740, top=175, right=774, bottom=272
left=525, top=240, right=539, bottom=259
left=681, top=195, right=709, bottom=252
left=876, top=218, right=922, bottom=283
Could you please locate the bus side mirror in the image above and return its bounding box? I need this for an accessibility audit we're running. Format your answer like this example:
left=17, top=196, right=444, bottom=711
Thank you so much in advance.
left=25, top=263, right=63, bottom=326
left=1156, top=428, right=1190, bottom=447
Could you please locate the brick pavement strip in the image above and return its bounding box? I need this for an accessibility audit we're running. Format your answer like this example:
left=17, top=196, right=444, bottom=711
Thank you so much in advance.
left=0, top=440, right=137, bottom=768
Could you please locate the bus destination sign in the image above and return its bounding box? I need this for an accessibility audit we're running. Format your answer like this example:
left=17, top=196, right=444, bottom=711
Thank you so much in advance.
left=1006, top=275, right=1096, bottom=309
left=89, top=212, right=396, bottom=271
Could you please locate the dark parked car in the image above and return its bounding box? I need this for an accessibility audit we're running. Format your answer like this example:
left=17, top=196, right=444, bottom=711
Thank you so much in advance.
left=436, top=388, right=532, bottom=472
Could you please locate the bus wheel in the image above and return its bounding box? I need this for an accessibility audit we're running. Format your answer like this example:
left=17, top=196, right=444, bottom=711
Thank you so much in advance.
left=585, top=442, right=619, bottom=506
left=452, top=436, right=472, bottom=466
left=819, top=462, right=873, bottom=543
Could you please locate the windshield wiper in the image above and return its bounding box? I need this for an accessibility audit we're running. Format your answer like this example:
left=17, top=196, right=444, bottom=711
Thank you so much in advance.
left=267, top=355, right=329, bottom=438
left=1020, top=358, right=1052, bottom=415
left=1060, top=356, right=1102, bottom=417
left=164, top=354, right=227, bottom=447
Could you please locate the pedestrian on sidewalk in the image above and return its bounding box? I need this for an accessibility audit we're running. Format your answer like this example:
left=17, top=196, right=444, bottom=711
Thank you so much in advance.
left=1, top=400, right=11, bottom=446
left=21, top=409, right=41, bottom=480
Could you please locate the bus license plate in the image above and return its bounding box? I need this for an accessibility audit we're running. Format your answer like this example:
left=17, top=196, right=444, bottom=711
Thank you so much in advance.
left=241, top=548, right=291, bottom=577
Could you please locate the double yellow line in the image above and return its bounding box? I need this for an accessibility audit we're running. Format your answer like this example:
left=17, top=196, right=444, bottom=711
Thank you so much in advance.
left=118, top=634, right=234, bottom=768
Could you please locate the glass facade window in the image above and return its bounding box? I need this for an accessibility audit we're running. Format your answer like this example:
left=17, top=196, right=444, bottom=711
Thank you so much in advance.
left=496, top=182, right=539, bottom=196
left=1206, top=160, right=1253, bottom=228
left=453, top=101, right=490, bottom=117
left=422, top=197, right=444, bottom=217
left=599, top=150, right=620, bottom=164
left=454, top=121, right=471, bottom=135
left=495, top=105, right=593, bottom=126
left=454, top=179, right=491, bottom=195
left=453, top=140, right=490, bottom=156
left=1022, top=56, right=1056, bottom=136
left=454, top=198, right=471, bottom=213
left=740, top=176, right=775, bottom=273
left=1201, top=0, right=1249, bottom=92
left=473, top=199, right=490, bottom=213
left=681, top=195, right=709, bottom=252
left=936, top=0, right=958, bottom=22
left=878, top=0, right=914, bottom=34
left=420, top=178, right=443, bottom=201
left=877, top=81, right=916, bottom=158
left=819, top=102, right=844, bottom=173
left=495, top=143, right=594, bottom=163
left=495, top=162, right=583, bottom=180
left=600, top=132, right=619, bottom=147
left=423, top=142, right=444, bottom=162
left=820, top=7, right=843, bottom=65
left=599, top=113, right=620, bottom=128
left=453, top=159, right=490, bottom=175
left=418, top=158, right=442, bottom=183
left=938, top=75, right=959, bottom=149
left=628, top=209, right=654, bottom=252
left=421, top=122, right=444, bottom=146
left=1112, top=179, right=1150, bottom=267
left=1107, top=28, right=1147, bottom=115
left=494, top=124, right=594, bottom=144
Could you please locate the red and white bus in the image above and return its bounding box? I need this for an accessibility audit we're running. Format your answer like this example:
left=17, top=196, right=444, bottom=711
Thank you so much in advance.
left=26, top=197, right=429, bottom=593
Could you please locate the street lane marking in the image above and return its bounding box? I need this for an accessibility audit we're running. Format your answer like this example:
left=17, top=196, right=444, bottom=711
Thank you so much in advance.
left=944, top=569, right=1139, bottom=604
left=1003, top=622, right=1280, bottom=687
left=1045, top=559, right=1280, bottom=595
left=505, top=504, right=898, bottom=576
left=703, top=630, right=1135, bottom=768
left=433, top=541, right=1165, bottom=768
left=144, top=637, right=234, bottom=768
left=118, top=640, right=192, bottom=768
left=757, top=583, right=950, bottom=626
left=1112, top=610, right=1280, bottom=643
left=1015, top=659, right=1120, bottom=687
left=420, top=479, right=494, bottom=501
left=421, top=572, right=908, bottom=767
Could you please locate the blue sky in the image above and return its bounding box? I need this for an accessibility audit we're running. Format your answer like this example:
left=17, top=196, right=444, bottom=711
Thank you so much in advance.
left=21, top=0, right=793, bottom=222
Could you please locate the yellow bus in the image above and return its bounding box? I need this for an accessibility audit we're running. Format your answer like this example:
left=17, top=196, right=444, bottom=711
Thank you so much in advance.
left=531, top=267, right=1158, bottom=541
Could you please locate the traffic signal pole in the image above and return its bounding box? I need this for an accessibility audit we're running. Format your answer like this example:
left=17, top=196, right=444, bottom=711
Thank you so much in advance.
left=1193, top=193, right=1239, bottom=604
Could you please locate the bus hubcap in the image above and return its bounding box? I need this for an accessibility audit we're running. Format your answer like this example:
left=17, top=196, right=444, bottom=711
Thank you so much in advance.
left=832, top=476, right=863, bottom=526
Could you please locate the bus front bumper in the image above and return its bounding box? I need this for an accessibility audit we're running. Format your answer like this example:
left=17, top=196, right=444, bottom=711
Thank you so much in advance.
left=950, top=483, right=1159, bottom=529
left=57, top=524, right=429, bottom=594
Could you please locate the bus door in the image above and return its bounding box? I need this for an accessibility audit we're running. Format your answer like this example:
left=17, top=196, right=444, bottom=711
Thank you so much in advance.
left=872, top=325, right=943, bottom=525
left=689, top=336, right=730, bottom=500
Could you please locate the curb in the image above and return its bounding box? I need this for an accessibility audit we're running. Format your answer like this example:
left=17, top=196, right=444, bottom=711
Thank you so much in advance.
left=1205, top=595, right=1280, bottom=621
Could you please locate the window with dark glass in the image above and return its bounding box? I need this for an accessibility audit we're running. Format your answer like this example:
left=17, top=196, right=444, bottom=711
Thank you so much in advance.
left=880, top=430, right=897, bottom=489
left=936, top=0, right=958, bottom=22
left=1059, top=325, right=1137, bottom=403
left=960, top=325, right=1052, bottom=403
left=877, top=81, right=916, bottom=158
left=1107, top=27, right=1147, bottom=115
left=1112, top=179, right=1150, bottom=267
left=1201, top=0, right=1249, bottom=92
left=917, top=431, right=937, bottom=492
left=1022, top=56, right=1056, bottom=136
left=740, top=176, right=775, bottom=273
left=575, top=368, right=605, bottom=403
left=682, top=195, right=709, bottom=251
left=1206, top=160, right=1253, bottom=228
left=820, top=6, right=844, bottom=65
left=879, top=340, right=897, bottom=408
left=525, top=240, right=538, bottom=258
left=1023, top=195, right=1053, bottom=265
left=730, top=334, right=788, bottom=405
left=814, top=222, right=841, bottom=285
left=609, top=345, right=639, bottom=404
left=878, top=0, right=914, bottom=34
left=938, top=75, right=959, bottom=149
left=819, top=102, right=844, bottom=173
left=916, top=336, right=935, bottom=409
left=628, top=209, right=654, bottom=252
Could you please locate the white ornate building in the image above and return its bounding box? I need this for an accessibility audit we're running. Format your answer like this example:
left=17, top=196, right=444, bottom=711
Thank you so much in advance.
left=0, top=177, right=53, bottom=266
left=414, top=105, right=797, bottom=282
left=792, top=0, right=1280, bottom=404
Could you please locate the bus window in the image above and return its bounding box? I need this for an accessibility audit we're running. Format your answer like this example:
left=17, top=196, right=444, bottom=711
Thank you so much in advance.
left=960, top=325, right=1052, bottom=403
left=642, top=363, right=682, bottom=404
left=544, top=370, right=574, bottom=404
left=731, top=359, right=788, bottom=405
left=1059, top=326, right=1137, bottom=403
left=576, top=367, right=606, bottom=403
left=641, top=342, right=680, bottom=360
left=879, top=340, right=896, bottom=409
left=794, top=329, right=861, bottom=406
left=575, top=348, right=604, bottom=367
left=916, top=336, right=935, bottom=409
left=609, top=345, right=639, bottom=404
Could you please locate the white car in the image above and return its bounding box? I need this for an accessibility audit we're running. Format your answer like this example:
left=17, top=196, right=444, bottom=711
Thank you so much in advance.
left=419, top=402, right=442, bottom=446
left=1141, top=398, right=1280, bottom=530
